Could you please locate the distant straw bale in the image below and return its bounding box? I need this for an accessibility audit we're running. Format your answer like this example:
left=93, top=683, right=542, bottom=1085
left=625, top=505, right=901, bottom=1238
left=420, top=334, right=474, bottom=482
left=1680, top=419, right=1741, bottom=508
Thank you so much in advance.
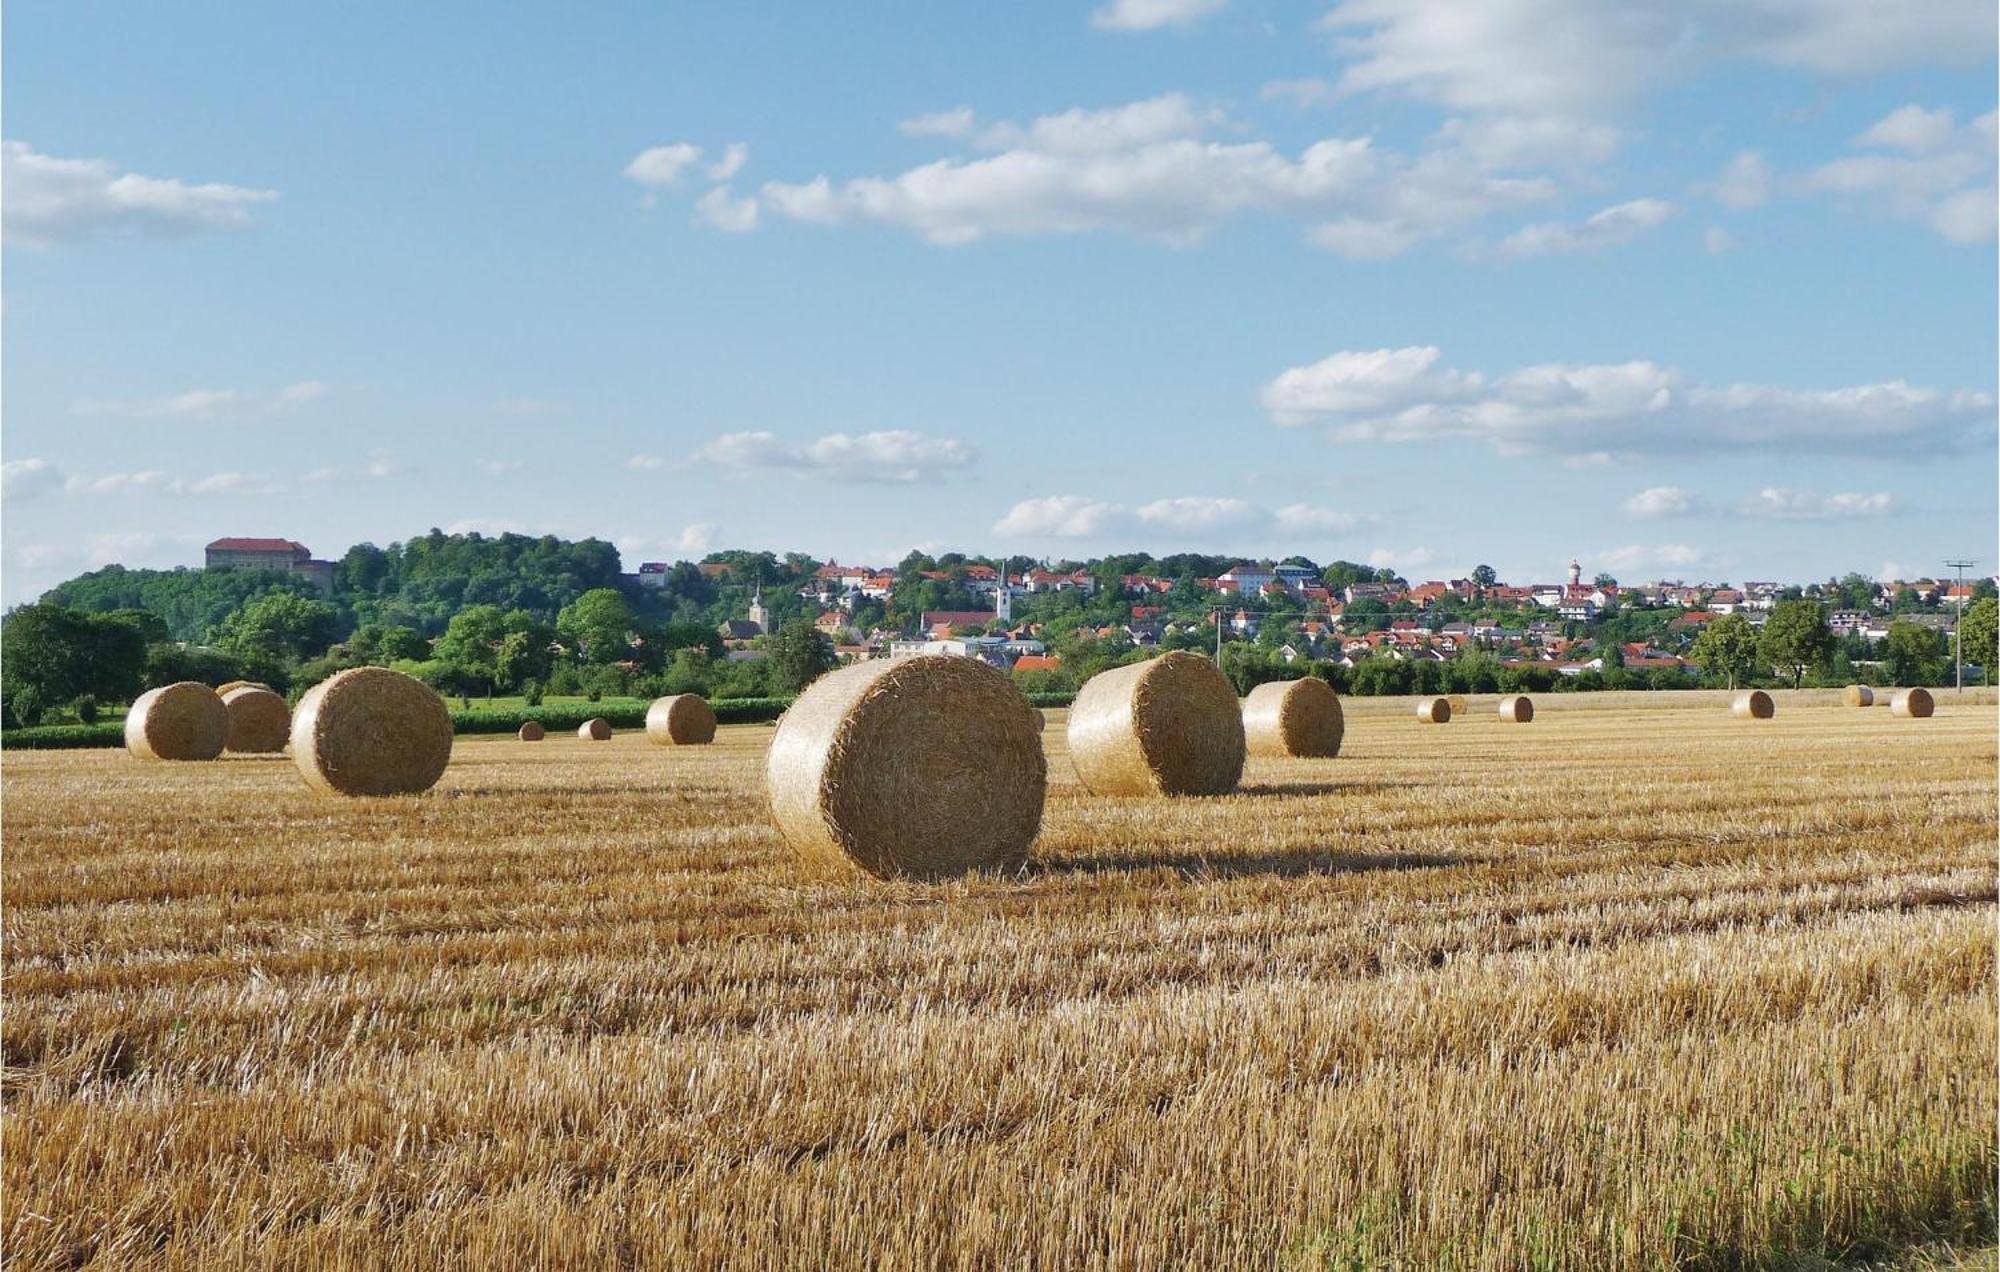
left=1843, top=685, right=1874, bottom=708
left=1498, top=695, right=1535, bottom=723
left=1890, top=688, right=1934, bottom=718
left=517, top=721, right=545, bottom=741
left=221, top=685, right=289, bottom=753
left=1068, top=651, right=1244, bottom=797
left=1242, top=678, right=1344, bottom=758
left=1446, top=694, right=1469, bottom=715
left=1416, top=696, right=1452, bottom=724
left=647, top=694, right=717, bottom=746
left=766, top=655, right=1045, bottom=879
left=290, top=667, right=453, bottom=796
left=577, top=718, right=612, bottom=741
left=124, top=682, right=229, bottom=761
left=1731, top=690, right=1774, bottom=719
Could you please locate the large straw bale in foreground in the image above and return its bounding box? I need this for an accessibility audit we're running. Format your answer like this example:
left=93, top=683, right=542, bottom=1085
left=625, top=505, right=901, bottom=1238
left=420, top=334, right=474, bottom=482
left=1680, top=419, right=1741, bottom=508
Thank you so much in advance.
left=1416, top=696, right=1452, bottom=724
left=1843, top=684, right=1874, bottom=708
left=577, top=718, right=612, bottom=740
left=1732, top=690, right=1774, bottom=719
left=1242, top=678, right=1344, bottom=758
left=1068, top=651, right=1244, bottom=797
left=291, top=667, right=453, bottom=796
left=767, top=655, right=1046, bottom=879
left=221, top=685, right=290, bottom=753
left=517, top=721, right=545, bottom=741
left=1498, top=695, right=1535, bottom=723
left=124, top=682, right=229, bottom=761
left=1890, top=687, right=1934, bottom=718
left=646, top=694, right=717, bottom=746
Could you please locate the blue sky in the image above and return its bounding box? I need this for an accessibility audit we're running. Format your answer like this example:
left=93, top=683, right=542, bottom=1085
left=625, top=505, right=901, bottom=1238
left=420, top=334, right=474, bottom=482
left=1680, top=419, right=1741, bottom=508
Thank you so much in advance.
left=4, top=0, right=1995, bottom=604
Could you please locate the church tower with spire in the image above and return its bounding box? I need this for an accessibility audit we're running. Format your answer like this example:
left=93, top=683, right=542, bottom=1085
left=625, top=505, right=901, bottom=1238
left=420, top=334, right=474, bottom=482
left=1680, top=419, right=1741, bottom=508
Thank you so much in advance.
left=994, top=556, right=1013, bottom=625
left=747, top=585, right=769, bottom=634
left=1568, top=558, right=1583, bottom=589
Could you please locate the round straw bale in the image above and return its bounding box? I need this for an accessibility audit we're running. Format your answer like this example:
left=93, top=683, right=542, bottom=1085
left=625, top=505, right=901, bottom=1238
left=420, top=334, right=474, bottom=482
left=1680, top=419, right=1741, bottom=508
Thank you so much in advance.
left=1068, top=651, right=1244, bottom=797
left=216, top=679, right=271, bottom=696
left=1242, top=678, right=1344, bottom=758
left=290, top=667, right=453, bottom=796
left=646, top=694, right=717, bottom=746
left=577, top=717, right=612, bottom=740
left=767, top=655, right=1045, bottom=879
left=1446, top=694, right=1469, bottom=714
left=1731, top=689, right=1774, bottom=719
left=124, top=682, right=229, bottom=761
left=1890, top=687, right=1934, bottom=718
left=1416, top=696, right=1452, bottom=724
left=1842, top=684, right=1873, bottom=708
left=221, top=685, right=289, bottom=753
left=1498, top=694, right=1535, bottom=723
left=517, top=720, right=545, bottom=741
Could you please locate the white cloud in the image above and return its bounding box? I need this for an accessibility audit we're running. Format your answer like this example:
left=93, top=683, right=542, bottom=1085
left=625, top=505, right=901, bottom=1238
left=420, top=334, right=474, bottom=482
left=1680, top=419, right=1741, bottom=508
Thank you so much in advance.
left=694, top=185, right=759, bottom=232
left=705, top=143, right=749, bottom=182
left=2, top=458, right=63, bottom=501
left=748, top=94, right=1551, bottom=252
left=1090, top=0, right=1226, bottom=31
left=1804, top=106, right=1995, bottom=243
left=72, top=380, right=330, bottom=420
left=694, top=430, right=977, bottom=483
left=2, top=140, right=278, bottom=246
left=674, top=523, right=717, bottom=554
left=1737, top=487, right=1898, bottom=519
left=625, top=454, right=667, bottom=471
left=624, top=143, right=705, bottom=188
left=1497, top=197, right=1674, bottom=257
left=1261, top=79, right=1335, bottom=109
left=1368, top=546, right=1434, bottom=571
left=292, top=454, right=398, bottom=485
left=1704, top=150, right=1773, bottom=209
left=1703, top=226, right=1736, bottom=254
left=899, top=108, right=978, bottom=139
left=63, top=468, right=286, bottom=497
left=1431, top=114, right=1623, bottom=170
left=1263, top=344, right=1995, bottom=458
left=1623, top=486, right=1704, bottom=518
left=993, top=494, right=1372, bottom=541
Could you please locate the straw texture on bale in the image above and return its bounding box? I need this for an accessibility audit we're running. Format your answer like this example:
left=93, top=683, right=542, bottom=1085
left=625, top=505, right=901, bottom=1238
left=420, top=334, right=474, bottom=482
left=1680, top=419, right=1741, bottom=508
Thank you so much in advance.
left=1416, top=696, right=1452, bottom=724
left=1843, top=684, right=1874, bottom=708
left=766, top=655, right=1046, bottom=880
left=577, top=718, right=612, bottom=741
left=516, top=721, right=545, bottom=742
left=124, top=682, right=229, bottom=761
left=1732, top=690, right=1775, bottom=719
left=290, top=667, right=453, bottom=797
left=1446, top=694, right=1469, bottom=715
left=1067, top=651, right=1244, bottom=797
left=1241, top=678, right=1344, bottom=758
left=1890, top=687, right=1934, bottom=718
left=220, top=685, right=290, bottom=753
left=215, top=680, right=270, bottom=696
left=646, top=694, right=717, bottom=746
left=1498, top=694, right=1535, bottom=723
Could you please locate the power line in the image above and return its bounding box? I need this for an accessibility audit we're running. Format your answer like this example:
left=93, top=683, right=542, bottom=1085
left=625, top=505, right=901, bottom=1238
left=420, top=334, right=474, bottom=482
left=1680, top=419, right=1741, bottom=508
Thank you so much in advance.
left=1944, top=558, right=1977, bottom=693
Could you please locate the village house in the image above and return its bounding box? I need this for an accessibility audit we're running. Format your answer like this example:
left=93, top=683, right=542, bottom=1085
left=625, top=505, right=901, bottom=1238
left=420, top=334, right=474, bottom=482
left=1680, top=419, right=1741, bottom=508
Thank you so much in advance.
left=205, top=537, right=337, bottom=595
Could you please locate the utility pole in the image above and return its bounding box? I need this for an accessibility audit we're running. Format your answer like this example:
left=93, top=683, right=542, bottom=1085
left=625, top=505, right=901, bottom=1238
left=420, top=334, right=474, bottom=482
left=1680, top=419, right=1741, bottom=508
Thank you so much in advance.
left=1944, top=558, right=1976, bottom=693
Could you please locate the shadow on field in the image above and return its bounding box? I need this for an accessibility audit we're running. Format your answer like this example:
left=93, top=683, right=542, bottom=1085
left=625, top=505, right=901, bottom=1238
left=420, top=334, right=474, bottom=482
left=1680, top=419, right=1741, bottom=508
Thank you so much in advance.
left=1033, top=847, right=1460, bottom=880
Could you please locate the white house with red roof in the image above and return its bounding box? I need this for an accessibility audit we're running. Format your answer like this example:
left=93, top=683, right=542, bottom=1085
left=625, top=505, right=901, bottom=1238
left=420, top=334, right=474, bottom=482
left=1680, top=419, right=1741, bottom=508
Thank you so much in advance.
left=205, top=537, right=336, bottom=594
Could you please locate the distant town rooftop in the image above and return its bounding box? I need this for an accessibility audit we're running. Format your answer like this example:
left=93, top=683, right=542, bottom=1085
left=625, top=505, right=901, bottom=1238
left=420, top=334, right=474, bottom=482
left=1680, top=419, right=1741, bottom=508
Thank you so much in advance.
left=207, top=537, right=308, bottom=552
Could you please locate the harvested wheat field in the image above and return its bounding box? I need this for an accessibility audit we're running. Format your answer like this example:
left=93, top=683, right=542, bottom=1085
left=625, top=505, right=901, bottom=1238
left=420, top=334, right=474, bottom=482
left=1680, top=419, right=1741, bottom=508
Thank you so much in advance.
left=4, top=689, right=1995, bottom=1268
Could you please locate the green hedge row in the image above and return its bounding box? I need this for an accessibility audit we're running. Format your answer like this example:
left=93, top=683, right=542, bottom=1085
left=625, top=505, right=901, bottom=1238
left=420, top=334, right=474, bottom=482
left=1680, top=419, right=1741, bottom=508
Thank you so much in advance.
left=3, top=722, right=127, bottom=750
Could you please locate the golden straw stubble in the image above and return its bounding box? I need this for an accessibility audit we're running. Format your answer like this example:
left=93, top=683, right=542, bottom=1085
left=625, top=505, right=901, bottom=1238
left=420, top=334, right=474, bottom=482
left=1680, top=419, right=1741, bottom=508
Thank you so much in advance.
left=1068, top=651, right=1245, bottom=796
left=646, top=694, right=717, bottom=746
left=220, top=686, right=290, bottom=753
left=767, top=655, right=1046, bottom=880
left=1242, top=677, right=1344, bottom=758
left=124, top=682, right=229, bottom=761
left=290, top=667, right=453, bottom=796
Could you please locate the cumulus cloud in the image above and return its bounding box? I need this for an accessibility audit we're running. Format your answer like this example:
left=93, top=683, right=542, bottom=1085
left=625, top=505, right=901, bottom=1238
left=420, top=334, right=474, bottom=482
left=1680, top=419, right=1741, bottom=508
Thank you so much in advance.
left=694, top=430, right=977, bottom=483
left=1622, top=486, right=1705, bottom=518
left=2, top=458, right=63, bottom=501
left=1497, top=197, right=1675, bottom=257
left=694, top=185, right=759, bottom=232
left=899, top=107, right=978, bottom=139
left=623, top=143, right=705, bottom=188
left=1804, top=105, right=1996, bottom=243
left=706, top=143, right=749, bottom=182
left=1262, top=345, right=1995, bottom=458
left=72, top=380, right=331, bottom=420
left=993, top=494, right=1373, bottom=541
left=1090, top=0, right=1226, bottom=31
left=2, top=140, right=278, bottom=246
left=1703, top=151, right=1773, bottom=208
left=1737, top=487, right=1898, bottom=519
left=1368, top=546, right=1434, bottom=571
left=63, top=468, right=286, bottom=497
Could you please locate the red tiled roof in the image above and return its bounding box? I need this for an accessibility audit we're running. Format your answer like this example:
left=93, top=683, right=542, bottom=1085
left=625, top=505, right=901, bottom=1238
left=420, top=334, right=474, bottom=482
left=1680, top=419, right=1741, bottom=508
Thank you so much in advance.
left=1012, top=655, right=1062, bottom=673
left=207, top=537, right=305, bottom=552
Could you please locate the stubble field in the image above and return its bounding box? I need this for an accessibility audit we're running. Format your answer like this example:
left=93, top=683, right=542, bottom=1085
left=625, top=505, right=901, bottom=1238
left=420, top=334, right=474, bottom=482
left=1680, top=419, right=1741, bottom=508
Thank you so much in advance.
left=4, top=689, right=1995, bottom=1269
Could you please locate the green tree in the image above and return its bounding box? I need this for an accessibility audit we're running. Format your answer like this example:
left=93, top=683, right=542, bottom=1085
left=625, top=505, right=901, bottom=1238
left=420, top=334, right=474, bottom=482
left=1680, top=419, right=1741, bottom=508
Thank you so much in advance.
left=766, top=619, right=836, bottom=693
left=1470, top=564, right=1497, bottom=589
left=556, top=588, right=637, bottom=663
left=1, top=604, right=149, bottom=724
left=216, top=592, right=340, bottom=665
left=434, top=605, right=509, bottom=695
left=1882, top=621, right=1945, bottom=686
left=1758, top=600, right=1834, bottom=688
left=1688, top=614, right=1759, bottom=689
left=1958, top=597, right=1997, bottom=680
